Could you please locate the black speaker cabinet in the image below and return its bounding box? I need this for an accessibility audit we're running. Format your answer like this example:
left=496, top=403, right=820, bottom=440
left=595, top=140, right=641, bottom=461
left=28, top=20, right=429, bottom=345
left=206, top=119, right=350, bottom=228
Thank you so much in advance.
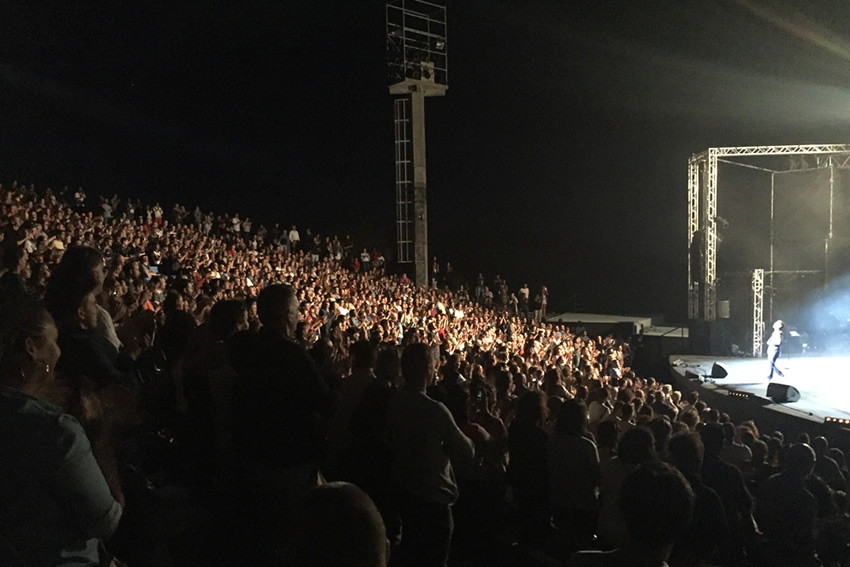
left=766, top=382, right=801, bottom=403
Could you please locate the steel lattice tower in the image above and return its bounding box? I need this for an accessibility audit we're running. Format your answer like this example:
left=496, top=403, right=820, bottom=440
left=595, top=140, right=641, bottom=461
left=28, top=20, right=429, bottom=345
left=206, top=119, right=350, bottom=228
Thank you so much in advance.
left=387, top=0, right=447, bottom=287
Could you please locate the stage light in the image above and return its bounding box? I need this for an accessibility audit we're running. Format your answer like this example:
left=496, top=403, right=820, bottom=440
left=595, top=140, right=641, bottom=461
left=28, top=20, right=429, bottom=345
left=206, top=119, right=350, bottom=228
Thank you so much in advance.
left=728, top=390, right=752, bottom=400
left=824, top=416, right=850, bottom=426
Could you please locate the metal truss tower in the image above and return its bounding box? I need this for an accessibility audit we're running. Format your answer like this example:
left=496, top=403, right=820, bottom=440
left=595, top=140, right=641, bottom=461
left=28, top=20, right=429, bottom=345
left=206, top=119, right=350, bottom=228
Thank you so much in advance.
left=387, top=0, right=447, bottom=287
left=687, top=144, right=850, bottom=322
left=752, top=268, right=764, bottom=357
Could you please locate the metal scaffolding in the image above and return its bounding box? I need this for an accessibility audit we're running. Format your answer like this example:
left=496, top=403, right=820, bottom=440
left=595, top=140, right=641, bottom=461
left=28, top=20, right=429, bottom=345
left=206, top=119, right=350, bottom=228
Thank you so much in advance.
left=688, top=144, right=850, bottom=322
left=752, top=268, right=764, bottom=357
left=387, top=0, right=447, bottom=287
left=687, top=144, right=850, bottom=356
left=687, top=159, right=700, bottom=320
left=393, top=97, right=414, bottom=264
left=387, top=0, right=448, bottom=87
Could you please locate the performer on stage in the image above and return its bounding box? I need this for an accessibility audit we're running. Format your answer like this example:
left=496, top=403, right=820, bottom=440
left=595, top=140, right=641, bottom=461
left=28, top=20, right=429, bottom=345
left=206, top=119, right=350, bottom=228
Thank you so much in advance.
left=766, top=320, right=785, bottom=380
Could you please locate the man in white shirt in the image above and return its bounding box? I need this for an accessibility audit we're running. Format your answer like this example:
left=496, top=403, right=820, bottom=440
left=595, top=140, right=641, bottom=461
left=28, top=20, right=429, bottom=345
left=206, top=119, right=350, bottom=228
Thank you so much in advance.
left=766, top=320, right=784, bottom=380
left=289, top=225, right=301, bottom=251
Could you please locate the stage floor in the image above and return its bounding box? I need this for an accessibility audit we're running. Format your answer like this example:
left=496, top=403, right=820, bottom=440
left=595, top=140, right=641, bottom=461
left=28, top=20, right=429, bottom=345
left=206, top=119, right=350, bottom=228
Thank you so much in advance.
left=669, top=353, right=850, bottom=423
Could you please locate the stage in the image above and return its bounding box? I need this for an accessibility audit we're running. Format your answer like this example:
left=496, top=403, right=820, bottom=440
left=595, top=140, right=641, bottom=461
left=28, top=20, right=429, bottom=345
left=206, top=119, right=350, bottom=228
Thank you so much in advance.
left=669, top=353, right=850, bottom=425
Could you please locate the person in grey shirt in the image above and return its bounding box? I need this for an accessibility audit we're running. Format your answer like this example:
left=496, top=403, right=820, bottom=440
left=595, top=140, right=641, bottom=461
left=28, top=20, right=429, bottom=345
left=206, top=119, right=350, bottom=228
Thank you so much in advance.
left=387, top=342, right=473, bottom=567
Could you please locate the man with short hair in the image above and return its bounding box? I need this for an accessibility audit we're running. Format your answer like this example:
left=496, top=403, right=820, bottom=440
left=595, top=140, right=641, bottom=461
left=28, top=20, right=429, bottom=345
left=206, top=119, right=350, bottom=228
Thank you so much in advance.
left=289, top=225, right=300, bottom=251
left=518, top=283, right=530, bottom=319
left=387, top=342, right=473, bottom=567
left=569, top=462, right=694, bottom=566
left=231, top=283, right=337, bottom=562
left=755, top=443, right=818, bottom=566
left=286, top=482, right=388, bottom=567
left=766, top=320, right=785, bottom=380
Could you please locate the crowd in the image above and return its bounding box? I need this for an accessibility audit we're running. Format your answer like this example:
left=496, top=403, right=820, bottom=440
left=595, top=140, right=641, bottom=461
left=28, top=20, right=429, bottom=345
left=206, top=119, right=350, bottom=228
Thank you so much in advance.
left=1, top=181, right=850, bottom=566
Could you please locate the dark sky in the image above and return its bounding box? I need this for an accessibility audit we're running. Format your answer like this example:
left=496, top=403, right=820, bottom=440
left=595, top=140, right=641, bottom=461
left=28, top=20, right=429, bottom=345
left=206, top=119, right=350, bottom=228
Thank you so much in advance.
left=4, top=0, right=850, bottom=319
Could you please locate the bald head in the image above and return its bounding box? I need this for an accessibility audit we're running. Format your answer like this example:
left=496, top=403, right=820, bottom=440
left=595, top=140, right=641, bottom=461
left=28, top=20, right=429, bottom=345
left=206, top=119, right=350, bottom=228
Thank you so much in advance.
left=288, top=482, right=387, bottom=567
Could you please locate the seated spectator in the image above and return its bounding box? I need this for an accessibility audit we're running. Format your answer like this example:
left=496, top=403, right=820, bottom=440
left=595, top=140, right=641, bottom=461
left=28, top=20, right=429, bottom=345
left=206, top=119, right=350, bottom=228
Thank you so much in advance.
left=568, top=462, right=694, bottom=566
left=647, top=416, right=672, bottom=459
left=667, top=431, right=731, bottom=566
left=0, top=299, right=123, bottom=566
left=700, top=422, right=754, bottom=564
left=812, top=435, right=847, bottom=492
left=720, top=421, right=752, bottom=469
left=754, top=443, right=819, bottom=567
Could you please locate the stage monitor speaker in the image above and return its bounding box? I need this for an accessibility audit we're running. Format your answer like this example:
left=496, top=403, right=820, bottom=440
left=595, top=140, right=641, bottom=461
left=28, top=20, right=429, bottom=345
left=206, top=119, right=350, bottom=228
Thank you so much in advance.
left=710, top=362, right=728, bottom=379
left=685, top=370, right=701, bottom=381
left=767, top=382, right=801, bottom=403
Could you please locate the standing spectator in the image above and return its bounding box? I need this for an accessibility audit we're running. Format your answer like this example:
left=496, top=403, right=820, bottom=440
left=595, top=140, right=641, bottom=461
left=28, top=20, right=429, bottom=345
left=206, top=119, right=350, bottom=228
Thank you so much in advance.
left=537, top=285, right=549, bottom=321
left=518, top=283, right=530, bottom=319
left=152, top=202, right=163, bottom=225
left=0, top=300, right=124, bottom=567
left=596, top=427, right=656, bottom=549
left=548, top=399, right=600, bottom=559
left=289, top=225, right=300, bottom=251
left=230, top=284, right=337, bottom=562
left=387, top=342, right=473, bottom=567
left=568, top=462, right=694, bottom=567
left=74, top=187, right=86, bottom=211
left=100, top=197, right=113, bottom=221
left=285, top=482, right=388, bottom=567
left=475, top=273, right=485, bottom=303
left=507, top=390, right=551, bottom=548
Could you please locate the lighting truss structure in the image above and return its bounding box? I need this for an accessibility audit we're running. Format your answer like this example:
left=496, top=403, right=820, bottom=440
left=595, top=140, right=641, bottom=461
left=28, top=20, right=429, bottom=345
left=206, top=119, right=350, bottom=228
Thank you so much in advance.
left=752, top=268, right=764, bottom=357
left=393, top=98, right=414, bottom=263
left=387, top=0, right=447, bottom=287
left=688, top=144, right=850, bottom=322
left=386, top=0, right=448, bottom=87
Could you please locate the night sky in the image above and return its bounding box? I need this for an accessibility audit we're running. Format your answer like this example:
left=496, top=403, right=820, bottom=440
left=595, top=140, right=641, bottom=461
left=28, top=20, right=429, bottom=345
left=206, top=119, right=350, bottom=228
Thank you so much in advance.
left=4, top=0, right=850, bottom=319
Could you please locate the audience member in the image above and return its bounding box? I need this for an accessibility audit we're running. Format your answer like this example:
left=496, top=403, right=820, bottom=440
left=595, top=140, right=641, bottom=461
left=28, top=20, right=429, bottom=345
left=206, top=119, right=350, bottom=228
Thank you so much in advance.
left=0, top=299, right=123, bottom=566
left=568, top=462, right=694, bottom=566
left=387, top=342, right=473, bottom=567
